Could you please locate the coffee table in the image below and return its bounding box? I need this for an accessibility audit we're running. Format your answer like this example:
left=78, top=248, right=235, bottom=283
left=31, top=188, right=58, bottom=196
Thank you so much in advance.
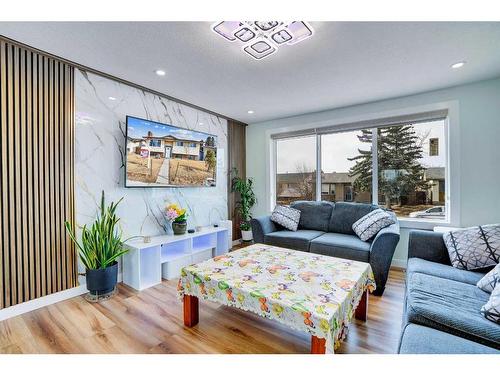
left=177, top=244, right=376, bottom=353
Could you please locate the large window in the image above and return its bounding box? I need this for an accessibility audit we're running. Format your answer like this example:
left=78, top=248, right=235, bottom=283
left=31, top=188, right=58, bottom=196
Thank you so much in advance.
left=275, top=136, right=316, bottom=205
left=274, top=119, right=447, bottom=221
left=376, top=120, right=446, bottom=219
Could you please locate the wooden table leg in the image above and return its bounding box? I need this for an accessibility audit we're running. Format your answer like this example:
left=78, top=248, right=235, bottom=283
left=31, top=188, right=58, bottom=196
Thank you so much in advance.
left=311, top=335, right=326, bottom=354
left=355, top=290, right=368, bottom=321
left=183, top=295, right=199, bottom=327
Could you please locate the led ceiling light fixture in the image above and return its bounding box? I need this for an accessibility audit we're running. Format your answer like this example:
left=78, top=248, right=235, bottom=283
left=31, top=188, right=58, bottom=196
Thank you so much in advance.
left=211, top=21, right=314, bottom=60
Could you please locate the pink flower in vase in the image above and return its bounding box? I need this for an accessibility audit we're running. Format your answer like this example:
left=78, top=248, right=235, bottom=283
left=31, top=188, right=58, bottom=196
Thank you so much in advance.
left=166, top=208, right=179, bottom=221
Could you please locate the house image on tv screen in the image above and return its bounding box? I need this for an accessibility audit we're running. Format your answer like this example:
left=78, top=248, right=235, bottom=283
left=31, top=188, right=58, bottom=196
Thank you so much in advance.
left=135, top=131, right=216, bottom=161
left=125, top=117, right=217, bottom=187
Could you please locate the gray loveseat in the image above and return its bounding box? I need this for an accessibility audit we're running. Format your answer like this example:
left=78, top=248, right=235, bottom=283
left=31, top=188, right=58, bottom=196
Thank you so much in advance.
left=398, top=230, right=500, bottom=354
left=251, top=201, right=400, bottom=296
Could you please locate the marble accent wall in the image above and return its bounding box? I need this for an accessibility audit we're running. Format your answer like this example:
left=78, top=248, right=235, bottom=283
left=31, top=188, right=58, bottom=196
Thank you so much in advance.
left=75, top=70, right=228, bottom=239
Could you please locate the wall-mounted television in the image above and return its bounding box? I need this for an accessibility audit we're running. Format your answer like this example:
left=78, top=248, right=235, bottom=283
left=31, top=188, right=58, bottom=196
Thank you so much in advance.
left=125, top=116, right=217, bottom=188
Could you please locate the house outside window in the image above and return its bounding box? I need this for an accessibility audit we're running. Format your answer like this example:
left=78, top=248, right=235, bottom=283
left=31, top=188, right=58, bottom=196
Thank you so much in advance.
left=275, top=136, right=316, bottom=205
left=273, top=119, right=447, bottom=221
left=176, top=141, right=184, bottom=146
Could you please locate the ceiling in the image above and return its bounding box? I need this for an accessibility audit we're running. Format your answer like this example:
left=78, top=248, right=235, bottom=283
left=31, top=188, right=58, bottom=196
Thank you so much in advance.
left=1, top=22, right=500, bottom=123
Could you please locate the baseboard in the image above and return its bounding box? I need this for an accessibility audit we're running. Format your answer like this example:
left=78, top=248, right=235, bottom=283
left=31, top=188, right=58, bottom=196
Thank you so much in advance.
left=0, top=284, right=88, bottom=321
left=232, top=239, right=242, bottom=246
left=391, top=259, right=407, bottom=269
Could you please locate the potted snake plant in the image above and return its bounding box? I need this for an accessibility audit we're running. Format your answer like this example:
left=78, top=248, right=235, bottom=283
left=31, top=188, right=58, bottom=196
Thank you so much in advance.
left=65, top=191, right=129, bottom=296
left=231, top=169, right=257, bottom=242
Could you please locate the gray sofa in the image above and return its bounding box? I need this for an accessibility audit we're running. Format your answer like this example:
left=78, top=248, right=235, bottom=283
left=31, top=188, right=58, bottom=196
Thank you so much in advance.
left=398, top=230, right=500, bottom=354
left=251, top=201, right=400, bottom=296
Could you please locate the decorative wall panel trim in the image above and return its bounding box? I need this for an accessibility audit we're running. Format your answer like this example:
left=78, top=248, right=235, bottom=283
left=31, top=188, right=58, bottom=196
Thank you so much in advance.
left=0, top=40, right=76, bottom=309
left=227, top=120, right=247, bottom=240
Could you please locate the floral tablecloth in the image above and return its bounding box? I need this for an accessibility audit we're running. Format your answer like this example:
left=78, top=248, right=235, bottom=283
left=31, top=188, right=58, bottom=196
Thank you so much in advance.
left=178, top=244, right=376, bottom=353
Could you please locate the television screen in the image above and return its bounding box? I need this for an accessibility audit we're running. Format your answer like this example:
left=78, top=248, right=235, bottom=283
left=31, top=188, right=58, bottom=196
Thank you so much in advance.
left=125, top=116, right=217, bottom=188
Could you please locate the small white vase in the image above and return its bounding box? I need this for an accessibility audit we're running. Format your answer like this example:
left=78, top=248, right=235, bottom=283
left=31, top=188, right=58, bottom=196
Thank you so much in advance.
left=241, top=230, right=253, bottom=242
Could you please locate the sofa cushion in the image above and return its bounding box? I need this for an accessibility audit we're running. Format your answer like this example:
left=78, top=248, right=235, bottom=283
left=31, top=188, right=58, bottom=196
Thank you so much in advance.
left=443, top=224, right=500, bottom=270
left=309, top=232, right=371, bottom=262
left=406, top=272, right=500, bottom=348
left=477, top=263, right=500, bottom=293
left=290, top=201, right=334, bottom=232
left=328, top=202, right=377, bottom=235
left=407, top=258, right=485, bottom=286
left=264, top=230, right=324, bottom=252
left=399, top=324, right=499, bottom=354
left=352, top=208, right=396, bottom=241
left=481, top=283, right=500, bottom=323
left=270, top=205, right=301, bottom=231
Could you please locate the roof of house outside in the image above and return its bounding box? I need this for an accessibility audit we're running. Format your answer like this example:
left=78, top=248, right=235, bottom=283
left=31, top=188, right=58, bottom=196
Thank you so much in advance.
left=276, top=172, right=355, bottom=184
left=127, top=137, right=142, bottom=142
left=278, top=187, right=303, bottom=198
left=276, top=172, right=314, bottom=184
left=321, top=172, right=355, bottom=184
left=143, top=134, right=203, bottom=143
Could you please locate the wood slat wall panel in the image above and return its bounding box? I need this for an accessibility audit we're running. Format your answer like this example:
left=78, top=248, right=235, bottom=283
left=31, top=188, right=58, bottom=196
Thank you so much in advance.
left=0, top=40, right=5, bottom=310
left=0, top=41, right=76, bottom=309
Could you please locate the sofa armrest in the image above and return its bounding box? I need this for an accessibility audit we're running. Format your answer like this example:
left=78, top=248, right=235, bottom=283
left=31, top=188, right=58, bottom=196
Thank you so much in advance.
left=408, top=229, right=451, bottom=265
left=369, top=222, right=400, bottom=294
left=251, top=216, right=277, bottom=243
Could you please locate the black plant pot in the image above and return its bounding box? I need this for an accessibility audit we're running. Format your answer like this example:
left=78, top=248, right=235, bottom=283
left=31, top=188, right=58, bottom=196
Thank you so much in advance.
left=172, top=221, right=187, bottom=235
left=85, top=262, right=118, bottom=295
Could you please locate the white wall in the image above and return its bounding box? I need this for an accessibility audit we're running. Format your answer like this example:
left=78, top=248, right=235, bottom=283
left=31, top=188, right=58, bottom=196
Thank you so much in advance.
left=74, top=70, right=228, bottom=279
left=246, top=77, right=500, bottom=265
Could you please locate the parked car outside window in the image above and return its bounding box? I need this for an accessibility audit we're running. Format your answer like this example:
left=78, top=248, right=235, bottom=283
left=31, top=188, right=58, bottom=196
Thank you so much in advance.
left=409, top=206, right=445, bottom=219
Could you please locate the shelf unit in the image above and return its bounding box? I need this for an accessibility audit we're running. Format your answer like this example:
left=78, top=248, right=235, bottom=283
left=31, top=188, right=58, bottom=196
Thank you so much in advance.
left=122, top=227, right=229, bottom=291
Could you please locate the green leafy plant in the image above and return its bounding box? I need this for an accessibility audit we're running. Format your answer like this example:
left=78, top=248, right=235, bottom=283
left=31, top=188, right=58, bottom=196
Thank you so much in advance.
left=240, top=221, right=251, bottom=231
left=65, top=191, right=129, bottom=270
left=231, top=168, right=256, bottom=230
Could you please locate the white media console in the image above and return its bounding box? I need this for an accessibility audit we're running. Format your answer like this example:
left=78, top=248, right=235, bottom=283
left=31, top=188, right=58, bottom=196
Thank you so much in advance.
left=122, top=227, right=229, bottom=291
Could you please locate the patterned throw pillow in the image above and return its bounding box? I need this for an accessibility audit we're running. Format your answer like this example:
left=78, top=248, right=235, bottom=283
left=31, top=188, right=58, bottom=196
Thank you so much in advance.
left=270, top=205, right=301, bottom=232
left=443, top=224, right=500, bottom=271
left=477, top=263, right=500, bottom=293
left=352, top=208, right=396, bottom=242
left=481, top=283, right=500, bottom=324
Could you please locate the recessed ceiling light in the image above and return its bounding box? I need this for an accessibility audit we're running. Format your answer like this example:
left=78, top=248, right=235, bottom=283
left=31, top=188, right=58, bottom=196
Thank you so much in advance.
left=155, top=69, right=166, bottom=76
left=108, top=96, right=116, bottom=101
left=451, top=61, right=466, bottom=69
left=247, top=110, right=254, bottom=114
left=199, top=122, right=204, bottom=125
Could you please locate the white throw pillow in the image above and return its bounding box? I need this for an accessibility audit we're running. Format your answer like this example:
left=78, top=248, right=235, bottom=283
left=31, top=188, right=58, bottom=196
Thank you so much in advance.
left=443, top=224, right=500, bottom=270
left=481, top=283, right=500, bottom=324
left=477, top=263, right=500, bottom=293
left=270, top=205, right=301, bottom=232
left=352, top=208, right=396, bottom=242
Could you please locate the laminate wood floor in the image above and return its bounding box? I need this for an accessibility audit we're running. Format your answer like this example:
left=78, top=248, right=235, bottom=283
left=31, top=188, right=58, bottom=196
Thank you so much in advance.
left=0, top=268, right=405, bottom=354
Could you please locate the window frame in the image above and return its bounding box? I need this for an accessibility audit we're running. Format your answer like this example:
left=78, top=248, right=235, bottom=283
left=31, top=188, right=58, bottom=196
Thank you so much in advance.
left=149, top=139, right=161, bottom=147
left=267, top=102, right=459, bottom=229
